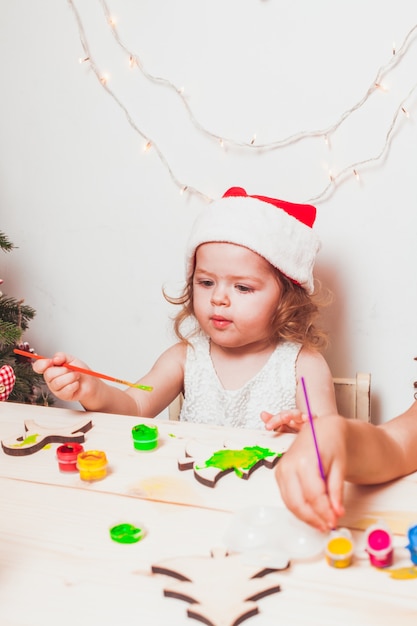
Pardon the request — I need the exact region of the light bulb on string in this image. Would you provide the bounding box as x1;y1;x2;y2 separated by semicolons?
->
68;0;417;205
375;82;389;92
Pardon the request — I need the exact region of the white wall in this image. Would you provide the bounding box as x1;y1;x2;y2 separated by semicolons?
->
1;0;416;422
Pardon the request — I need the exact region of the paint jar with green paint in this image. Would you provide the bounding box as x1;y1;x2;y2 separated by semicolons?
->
131;424;159;451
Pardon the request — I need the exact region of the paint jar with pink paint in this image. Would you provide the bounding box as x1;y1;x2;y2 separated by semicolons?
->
365;522;393;568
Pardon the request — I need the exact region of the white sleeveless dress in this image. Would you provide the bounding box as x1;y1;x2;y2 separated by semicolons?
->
179;333;301;429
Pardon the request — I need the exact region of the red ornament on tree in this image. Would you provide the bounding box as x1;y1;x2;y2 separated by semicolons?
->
0;364;16;401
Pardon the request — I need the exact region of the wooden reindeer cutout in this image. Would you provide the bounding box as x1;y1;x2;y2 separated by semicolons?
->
1;417;93;456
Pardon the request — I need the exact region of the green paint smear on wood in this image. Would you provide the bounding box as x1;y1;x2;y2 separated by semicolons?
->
12;433;50;450
196;446;281;478
13;433;40;447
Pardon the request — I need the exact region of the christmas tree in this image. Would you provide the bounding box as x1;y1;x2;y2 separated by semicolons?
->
0;230;54;405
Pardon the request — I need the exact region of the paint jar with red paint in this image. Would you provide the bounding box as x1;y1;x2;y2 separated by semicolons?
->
365;522;393;568
56;442;84;472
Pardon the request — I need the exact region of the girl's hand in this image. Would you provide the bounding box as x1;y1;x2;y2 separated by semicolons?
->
32;352;100;404
261;409;309;433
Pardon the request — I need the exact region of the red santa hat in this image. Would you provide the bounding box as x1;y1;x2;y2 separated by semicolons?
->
185;186;321;294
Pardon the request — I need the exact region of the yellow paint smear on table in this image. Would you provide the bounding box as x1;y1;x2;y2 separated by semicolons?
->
384;566;417;580
128;475;203;506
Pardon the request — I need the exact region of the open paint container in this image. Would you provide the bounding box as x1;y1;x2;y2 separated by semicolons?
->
56;442;84;472
325;528;354;568
365;522;393;568
77;449;108;481
131;423;159;451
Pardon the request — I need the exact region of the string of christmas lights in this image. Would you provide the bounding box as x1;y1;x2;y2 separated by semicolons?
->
308;81;416;202
100;0;417;152
69;0;211;203
67;0;417;203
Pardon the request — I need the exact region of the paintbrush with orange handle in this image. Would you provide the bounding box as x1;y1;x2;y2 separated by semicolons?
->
13;348;153;391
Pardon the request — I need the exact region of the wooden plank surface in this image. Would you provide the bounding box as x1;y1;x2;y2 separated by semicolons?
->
1;477;417;626
2;403;417;530
0;402;295;511
2;403;417;625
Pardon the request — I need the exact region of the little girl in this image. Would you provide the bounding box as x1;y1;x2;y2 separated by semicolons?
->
34;186;337;431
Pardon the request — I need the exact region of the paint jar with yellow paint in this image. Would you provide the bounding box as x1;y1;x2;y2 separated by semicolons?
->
325;528;354;568
77;450;108;481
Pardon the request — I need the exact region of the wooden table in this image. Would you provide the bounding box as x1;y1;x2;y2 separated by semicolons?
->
1;402;417;626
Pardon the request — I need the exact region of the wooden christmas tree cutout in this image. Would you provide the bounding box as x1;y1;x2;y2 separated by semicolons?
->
152;547;287;626
177;433;295;488
1;417;93;456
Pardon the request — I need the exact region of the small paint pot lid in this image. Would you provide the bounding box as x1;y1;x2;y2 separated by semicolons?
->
109;523;145;544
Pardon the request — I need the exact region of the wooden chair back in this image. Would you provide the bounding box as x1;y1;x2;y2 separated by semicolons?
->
333;372;371;422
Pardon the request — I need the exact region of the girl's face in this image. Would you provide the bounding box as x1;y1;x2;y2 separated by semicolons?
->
192;242;283;351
